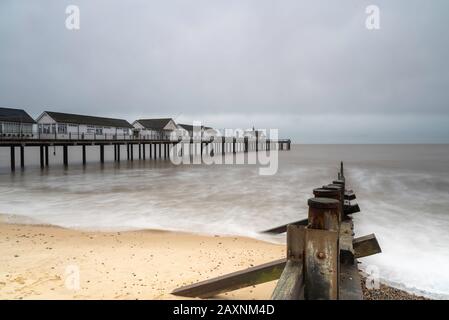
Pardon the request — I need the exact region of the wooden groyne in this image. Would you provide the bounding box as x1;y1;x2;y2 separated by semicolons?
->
172;162;381;300
0;135;291;171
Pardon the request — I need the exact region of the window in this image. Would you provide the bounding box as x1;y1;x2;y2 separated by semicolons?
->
4;122;20;134
95;127;103;135
40;124;51;134
87;125;96;134
58;123;67;134
22;124;32;134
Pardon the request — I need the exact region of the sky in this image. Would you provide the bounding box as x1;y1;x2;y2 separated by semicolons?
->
1;0;448;143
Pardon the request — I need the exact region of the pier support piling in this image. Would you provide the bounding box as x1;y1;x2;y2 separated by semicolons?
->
20;145;24;169
100;145;104;163
45;146;49;166
10;146;15;171
63;145;68;167
82;145;86;165
39;146;44;169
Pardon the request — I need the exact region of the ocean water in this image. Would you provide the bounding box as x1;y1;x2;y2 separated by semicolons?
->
0;144;448;299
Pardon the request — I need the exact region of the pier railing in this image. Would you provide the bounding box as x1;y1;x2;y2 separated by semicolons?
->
172;162;381;300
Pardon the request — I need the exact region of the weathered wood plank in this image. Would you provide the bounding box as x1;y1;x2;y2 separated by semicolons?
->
340;220;355;264
271;260;304;300
260;218;308;234
339;259;363;300
171;258;286;298
353;234;381;259
344;191;356;200
308;198;340;232
272;225;305;300
344;200;360;215
304;228;339;300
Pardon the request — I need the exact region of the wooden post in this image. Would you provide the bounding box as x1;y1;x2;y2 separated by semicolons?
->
114;144;117;161
138;143;141;159
82;145;86;165
323;184;344;220
340;161;344;177
39;145;44;169
130;144;134;161
255;131;259;152
304;198;339;300
143;143;146;160
63;145;68;166
117;144;120;162
232;138;236;154
45;145;49;166
313;188;343;222
244;137;248;153
222;137;225;156
10;146;15;171
100;145;104;163
307;198;340;232
272;225;305;300
159;143;162;159
127;144;130;160
149;143;152;159
20;145;24;169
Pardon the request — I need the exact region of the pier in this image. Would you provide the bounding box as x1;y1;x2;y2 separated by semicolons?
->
0;135;291;171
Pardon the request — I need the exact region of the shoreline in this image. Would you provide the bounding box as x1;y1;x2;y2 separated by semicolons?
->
0;221;429;300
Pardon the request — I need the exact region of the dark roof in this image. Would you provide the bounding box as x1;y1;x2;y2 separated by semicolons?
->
136;118;174;130
0;107;36;123
178;123;205;132
43;111;133;128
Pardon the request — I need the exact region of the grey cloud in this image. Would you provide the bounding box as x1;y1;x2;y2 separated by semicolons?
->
0;0;448;142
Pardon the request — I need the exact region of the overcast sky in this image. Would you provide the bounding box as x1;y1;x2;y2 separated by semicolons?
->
1;0;448;143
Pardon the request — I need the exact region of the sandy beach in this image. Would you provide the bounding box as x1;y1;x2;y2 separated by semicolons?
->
0;222;285;300
0;220;429;300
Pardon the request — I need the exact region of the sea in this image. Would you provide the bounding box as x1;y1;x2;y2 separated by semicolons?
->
0;144;448;299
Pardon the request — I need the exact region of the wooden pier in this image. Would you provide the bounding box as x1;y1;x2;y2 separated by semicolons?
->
0;135;291;171
172;162;381;300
